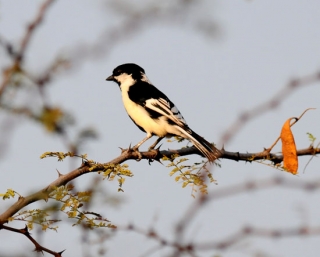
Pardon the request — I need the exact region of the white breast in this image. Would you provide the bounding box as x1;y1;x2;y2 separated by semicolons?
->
121;89;170;137
118;75;184;138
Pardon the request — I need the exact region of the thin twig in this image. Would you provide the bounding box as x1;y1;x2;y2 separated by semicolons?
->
0;224;64;257
0;0;56;97
219;72;320;146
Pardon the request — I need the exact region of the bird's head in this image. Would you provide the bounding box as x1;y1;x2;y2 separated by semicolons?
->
106;63;147;86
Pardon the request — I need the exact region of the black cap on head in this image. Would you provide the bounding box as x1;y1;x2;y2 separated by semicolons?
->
114;63;145;75
106;63;145;82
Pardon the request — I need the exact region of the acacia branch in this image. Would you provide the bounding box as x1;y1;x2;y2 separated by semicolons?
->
195;225;320;251
0;2;318;256
0;224;64;256
176;176;320;238
0;0;56;97
1;144;319;226
173;176;320;255
115;215;320;255
158;145;320;164
219;70;320;145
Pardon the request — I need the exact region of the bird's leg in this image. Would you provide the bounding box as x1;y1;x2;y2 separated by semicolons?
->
132;134;153;161
132;135;153;151
147;137;164;164
148;137;164;151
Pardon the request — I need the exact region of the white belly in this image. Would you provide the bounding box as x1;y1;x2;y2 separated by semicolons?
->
122;91;184;137
121;95;166;136
119;78;184;138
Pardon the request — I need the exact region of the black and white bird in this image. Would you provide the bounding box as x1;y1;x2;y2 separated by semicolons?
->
106;63;220;162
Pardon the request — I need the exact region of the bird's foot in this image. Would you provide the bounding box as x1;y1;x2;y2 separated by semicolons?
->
132;146;143;161
148;145;162;165
120;144;143;161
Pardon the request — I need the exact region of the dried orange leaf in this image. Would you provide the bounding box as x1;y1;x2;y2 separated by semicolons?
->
280;118;298;174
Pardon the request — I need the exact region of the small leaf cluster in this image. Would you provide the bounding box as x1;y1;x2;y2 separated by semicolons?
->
9;209;60;231
307;132;317;146
163;155;217;197
93;163;133;192
49;185;116;229
39;152;133;192
40;151;86;161
255;159;288;172
0;189;16;200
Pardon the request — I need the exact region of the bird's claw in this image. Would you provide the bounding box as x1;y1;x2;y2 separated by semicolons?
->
135;150;143;161
131;146;142;161
119;144;142;161
120;144;162;162
147;145;162;165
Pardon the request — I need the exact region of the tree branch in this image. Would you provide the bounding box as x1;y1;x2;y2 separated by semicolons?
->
0;0;56;97
0;224;64;257
219;70;320;145
158;145;320;164
1;144;319;225
195;225;320;251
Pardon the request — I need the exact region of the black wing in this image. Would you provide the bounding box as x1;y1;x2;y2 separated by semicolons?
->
128;81;187;127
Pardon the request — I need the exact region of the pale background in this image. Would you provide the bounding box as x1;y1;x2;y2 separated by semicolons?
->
0;0;320;256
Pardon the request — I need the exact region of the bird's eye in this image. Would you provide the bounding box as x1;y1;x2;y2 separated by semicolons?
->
114;69;121;76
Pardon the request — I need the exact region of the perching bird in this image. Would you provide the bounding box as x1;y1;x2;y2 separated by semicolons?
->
106;63;220;162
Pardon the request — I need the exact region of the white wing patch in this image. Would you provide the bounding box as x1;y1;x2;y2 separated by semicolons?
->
145;98;187;127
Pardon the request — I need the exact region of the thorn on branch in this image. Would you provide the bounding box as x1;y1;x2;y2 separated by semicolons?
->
57;249;66;256
33;246;43;254
56;169;63;177
22;225;30;236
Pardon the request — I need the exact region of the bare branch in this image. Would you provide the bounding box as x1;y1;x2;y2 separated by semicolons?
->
173;176;320;254
196;225;320;251
115;217;320;254
0;225;64;257
220;71;320;145
1;144;319;226
0;0;56;97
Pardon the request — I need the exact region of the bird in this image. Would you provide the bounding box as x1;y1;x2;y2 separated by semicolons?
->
106;63;220;162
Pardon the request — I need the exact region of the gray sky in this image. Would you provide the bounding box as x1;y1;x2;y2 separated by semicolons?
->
0;0;320;256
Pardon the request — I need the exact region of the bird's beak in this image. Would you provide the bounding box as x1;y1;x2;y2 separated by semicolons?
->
106;75;114;81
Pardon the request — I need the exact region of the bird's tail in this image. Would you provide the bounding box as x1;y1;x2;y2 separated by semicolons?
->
176;126;221;162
